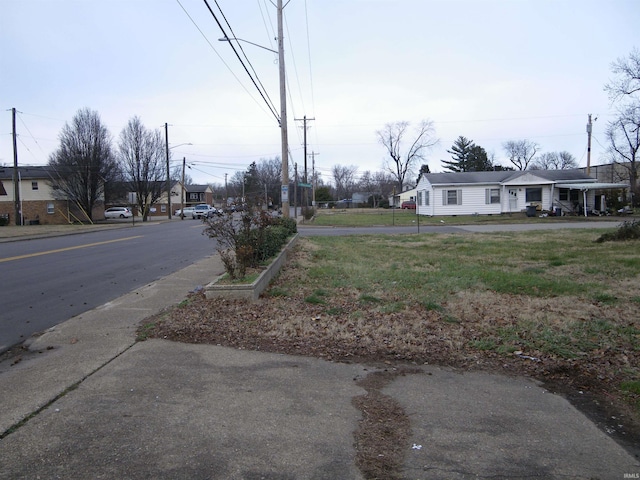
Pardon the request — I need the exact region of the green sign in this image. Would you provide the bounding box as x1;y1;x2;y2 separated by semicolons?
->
297;183;312;188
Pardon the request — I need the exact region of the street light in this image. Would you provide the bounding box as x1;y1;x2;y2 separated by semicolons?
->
218;0;289;218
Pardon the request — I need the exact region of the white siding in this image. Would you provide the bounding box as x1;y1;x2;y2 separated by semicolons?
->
434;185;503;216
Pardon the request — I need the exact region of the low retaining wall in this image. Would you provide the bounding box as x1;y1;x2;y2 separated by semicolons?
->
204;234;299;301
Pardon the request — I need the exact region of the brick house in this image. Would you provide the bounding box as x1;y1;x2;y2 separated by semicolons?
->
0;166;99;225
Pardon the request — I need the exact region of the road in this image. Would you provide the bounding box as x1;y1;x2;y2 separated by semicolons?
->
0;220;217;353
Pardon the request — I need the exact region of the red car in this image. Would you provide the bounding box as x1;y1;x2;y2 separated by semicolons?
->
401;201;416;209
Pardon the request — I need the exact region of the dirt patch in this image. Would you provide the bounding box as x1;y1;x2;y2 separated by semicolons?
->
352;368;419;479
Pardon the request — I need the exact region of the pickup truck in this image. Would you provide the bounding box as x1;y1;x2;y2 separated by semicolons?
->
192;204;219;219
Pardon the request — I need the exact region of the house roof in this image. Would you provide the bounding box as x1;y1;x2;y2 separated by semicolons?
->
555;182;629;190
184;184;211;193
423;169;596;186
0;166;57;180
425;171;515;185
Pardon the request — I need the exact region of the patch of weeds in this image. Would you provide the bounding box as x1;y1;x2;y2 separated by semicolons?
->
593;293;618;305
443;315;460;324
496;344;519;354
620;380;640;395
380;302;404;314
523;266;546;274
470;338;497;350
421;300;443;312
136;322;156;342
267;287;288;297
359;294;382;304
547;257;565;267
305;290;328;305
326;307;345;315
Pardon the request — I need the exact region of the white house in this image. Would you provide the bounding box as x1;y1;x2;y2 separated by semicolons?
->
415;169;628;217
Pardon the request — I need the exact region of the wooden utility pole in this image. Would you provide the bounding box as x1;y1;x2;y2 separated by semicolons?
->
586;114;593;176
310;151;319;205
295;115;315;210
180;157;186;220
165;123;172;219
12;108;21;226
277;0;289;218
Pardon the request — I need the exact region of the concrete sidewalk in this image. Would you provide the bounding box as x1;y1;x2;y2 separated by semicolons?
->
0;256;638;479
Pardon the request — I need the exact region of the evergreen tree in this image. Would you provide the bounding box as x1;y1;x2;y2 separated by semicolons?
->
442;136;474;172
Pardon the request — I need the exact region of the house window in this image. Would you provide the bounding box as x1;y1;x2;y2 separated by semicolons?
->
424;190;430;206
560;188;579;203
485;188;500;204
160;205;167;213
526;188;542;202
189;193;198;200
443;189;462;205
417;191;422;206
32;181;38;190
47;203;54;214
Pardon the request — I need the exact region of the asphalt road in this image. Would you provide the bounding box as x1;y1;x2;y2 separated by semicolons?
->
0;220;216;353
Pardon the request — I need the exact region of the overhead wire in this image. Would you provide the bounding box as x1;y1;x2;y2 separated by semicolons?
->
198;0;280;124
211;0;280;123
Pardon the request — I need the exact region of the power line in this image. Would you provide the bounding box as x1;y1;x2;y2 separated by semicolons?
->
202;0;280;124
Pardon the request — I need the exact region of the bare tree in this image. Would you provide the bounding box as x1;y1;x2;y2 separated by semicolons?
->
332;164;358;200
255;157;282;207
502;139;539;170
48;107;116;221
377;120;438;191
117;117;167;221
605;105;640;206
530;151;578;170
605;48;640;101
604;49;640;206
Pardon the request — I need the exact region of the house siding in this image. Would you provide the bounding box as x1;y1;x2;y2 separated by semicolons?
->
416;169;604;217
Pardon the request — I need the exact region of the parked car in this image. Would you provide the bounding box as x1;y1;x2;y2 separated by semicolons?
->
104;207;132;219
401;200;416;209
192;204;219;219
175;206;195;218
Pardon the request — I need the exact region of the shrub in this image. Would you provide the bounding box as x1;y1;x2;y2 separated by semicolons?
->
595;219;640;243
203;208;296;279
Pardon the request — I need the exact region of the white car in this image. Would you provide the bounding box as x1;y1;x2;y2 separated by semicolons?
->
104;207;132;219
175;206;195;218
192;204;218;219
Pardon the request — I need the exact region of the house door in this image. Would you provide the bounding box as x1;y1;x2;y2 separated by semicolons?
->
508;189;518;212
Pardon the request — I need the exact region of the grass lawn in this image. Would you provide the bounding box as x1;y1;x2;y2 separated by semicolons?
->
309;207;624;227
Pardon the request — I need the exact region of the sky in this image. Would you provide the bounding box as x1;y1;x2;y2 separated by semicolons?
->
2;0;639;187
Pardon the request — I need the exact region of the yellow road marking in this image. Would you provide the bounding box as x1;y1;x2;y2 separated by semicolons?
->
0;236;144;263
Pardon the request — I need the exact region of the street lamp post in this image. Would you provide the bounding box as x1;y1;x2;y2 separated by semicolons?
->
218;0;289;217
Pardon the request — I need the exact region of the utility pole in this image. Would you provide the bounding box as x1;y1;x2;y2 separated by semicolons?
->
586;114;593;176
165;123;172;219
277;0;289;218
225;173;228;207
295;115;315;211
310;151;319;206
12;108;21;226
294;163;298;218
180;157;186;220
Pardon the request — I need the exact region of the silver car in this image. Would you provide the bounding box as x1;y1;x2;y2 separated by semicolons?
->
104;207;132;219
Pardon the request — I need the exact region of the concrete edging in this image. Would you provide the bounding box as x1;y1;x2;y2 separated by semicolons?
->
204;233;299;301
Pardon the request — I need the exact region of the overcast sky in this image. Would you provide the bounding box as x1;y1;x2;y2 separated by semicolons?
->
2;0;639;186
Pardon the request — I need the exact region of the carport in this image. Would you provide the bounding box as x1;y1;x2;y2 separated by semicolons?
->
554;182;629;216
